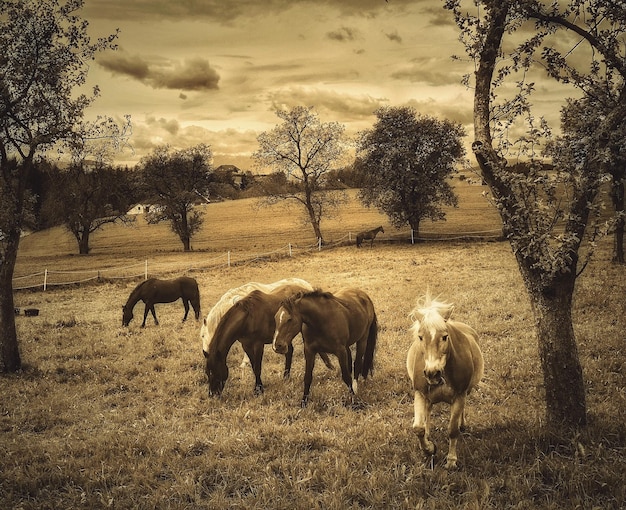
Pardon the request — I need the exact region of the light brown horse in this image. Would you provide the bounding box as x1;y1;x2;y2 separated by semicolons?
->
406;293;484;469
273;288;378;407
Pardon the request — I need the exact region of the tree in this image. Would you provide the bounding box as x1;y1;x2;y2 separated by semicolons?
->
42;163;136;254
139;144;214;252
0;0;118;372
445;0;626;427
252;106;348;243
356;106;466;236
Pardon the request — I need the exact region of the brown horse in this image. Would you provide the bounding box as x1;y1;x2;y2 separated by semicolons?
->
202;283;330;397
122;277;200;327
406;293;484;469
356;226;384;248
273;288;378;407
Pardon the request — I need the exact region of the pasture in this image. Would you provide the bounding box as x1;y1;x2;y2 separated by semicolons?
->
3;185;625;509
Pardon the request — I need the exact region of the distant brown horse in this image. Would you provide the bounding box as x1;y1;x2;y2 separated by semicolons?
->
356;226;384;248
122;277;200;327
406;293;484;469
273;288;378;407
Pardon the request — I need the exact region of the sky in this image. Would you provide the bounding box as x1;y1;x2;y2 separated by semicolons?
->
79;0;578;170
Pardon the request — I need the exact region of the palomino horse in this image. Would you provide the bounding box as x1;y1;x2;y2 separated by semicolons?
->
200;278;314;368
406;294;484;469
273;288;378;407
202;282;329;397
122;276;200;327
356;226;384;248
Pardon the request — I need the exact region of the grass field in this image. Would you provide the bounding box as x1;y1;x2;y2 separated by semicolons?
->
3;185;625;509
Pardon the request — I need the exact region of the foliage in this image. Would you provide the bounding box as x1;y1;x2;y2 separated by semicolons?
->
41;163;136;254
444;0;626;427
139;144;214;252
356;106;466;234
252;106;349;243
0;0;118;372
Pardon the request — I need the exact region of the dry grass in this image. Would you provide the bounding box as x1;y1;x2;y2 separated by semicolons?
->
3;185;625;509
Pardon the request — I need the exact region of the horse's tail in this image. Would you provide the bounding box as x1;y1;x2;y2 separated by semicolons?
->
361;312;378;378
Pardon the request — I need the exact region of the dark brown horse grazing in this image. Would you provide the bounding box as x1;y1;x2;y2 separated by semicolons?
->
406;293;484;469
122;277;201;327
356;226;384;248
202;283;332;397
273;288;378;407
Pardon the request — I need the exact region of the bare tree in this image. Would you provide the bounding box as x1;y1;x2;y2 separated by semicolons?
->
253;106;348;244
0;0;118;372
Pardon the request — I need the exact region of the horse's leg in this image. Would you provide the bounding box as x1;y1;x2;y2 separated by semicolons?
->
150;305;159;325
412;391;436;458
319;352;334;370
283;343;294;379
141;303;150;327
445;395;466;470
182;299;190;322
243;343;264;395
335;346;355;394
353;339;366;382
301;346;317;407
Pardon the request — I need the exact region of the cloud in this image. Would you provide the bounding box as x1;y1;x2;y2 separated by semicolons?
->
385;30;402;43
98;53;220;91
327;27;359;42
266;87;387;120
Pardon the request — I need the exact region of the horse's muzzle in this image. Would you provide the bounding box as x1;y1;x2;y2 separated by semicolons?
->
273;343;288;355
424;369;444;386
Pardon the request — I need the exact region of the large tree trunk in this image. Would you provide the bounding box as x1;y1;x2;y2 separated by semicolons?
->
471;3;587;429
526;273;587;427
0;230;21;372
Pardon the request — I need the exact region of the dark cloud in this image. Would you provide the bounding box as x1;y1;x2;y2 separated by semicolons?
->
385;30;403;43
327;27;359;42
98;54;220;91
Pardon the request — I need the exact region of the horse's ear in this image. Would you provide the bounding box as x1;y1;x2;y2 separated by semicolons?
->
443;305;454;321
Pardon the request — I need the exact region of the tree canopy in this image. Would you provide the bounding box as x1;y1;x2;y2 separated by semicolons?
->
356;106;466;236
139;144;214;252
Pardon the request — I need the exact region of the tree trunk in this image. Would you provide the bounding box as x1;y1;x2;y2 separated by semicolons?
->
0;231;21;372
525;272;587;427
410;220;420;240
79;230;91;255
611;176;624;264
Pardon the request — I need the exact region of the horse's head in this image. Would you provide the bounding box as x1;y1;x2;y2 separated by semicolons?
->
410;296;454;386
203;348;228;397
122;305;133;327
272;303;301;355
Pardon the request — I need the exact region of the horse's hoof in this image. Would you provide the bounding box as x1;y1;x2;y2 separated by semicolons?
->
300;398;309;408
444;459;461;470
254;385;264;396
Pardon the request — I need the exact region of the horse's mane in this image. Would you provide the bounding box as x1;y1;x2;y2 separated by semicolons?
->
280;288;333;311
201;279;312;351
125;279;150;308
409;293;454;330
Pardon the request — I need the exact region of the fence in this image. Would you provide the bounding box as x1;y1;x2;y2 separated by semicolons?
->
13;228;502;291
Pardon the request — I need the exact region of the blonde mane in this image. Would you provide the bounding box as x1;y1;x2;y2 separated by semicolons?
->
200;278;313;352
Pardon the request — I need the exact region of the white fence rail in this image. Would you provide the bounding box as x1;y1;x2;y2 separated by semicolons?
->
13;229;501;291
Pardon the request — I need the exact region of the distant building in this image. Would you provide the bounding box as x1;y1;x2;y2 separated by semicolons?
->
127;204;150;215
215;164;245;189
